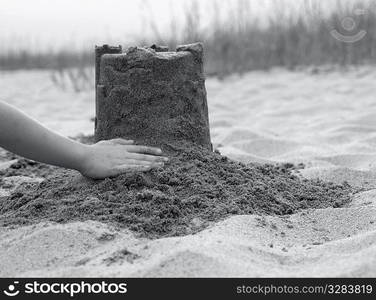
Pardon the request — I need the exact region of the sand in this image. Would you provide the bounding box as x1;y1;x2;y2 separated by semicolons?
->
1;66;376;277
0;146;352;238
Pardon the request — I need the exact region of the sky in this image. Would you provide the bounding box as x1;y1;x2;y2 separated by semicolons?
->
0;0;356;53
0;0;155;51
0;0;286;51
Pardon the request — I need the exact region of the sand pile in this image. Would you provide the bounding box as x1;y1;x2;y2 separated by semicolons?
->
0;144;353;238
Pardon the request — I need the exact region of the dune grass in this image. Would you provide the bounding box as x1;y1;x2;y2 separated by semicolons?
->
1;0;376;80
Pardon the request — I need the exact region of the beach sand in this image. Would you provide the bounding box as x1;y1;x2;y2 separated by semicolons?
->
1;67;376;277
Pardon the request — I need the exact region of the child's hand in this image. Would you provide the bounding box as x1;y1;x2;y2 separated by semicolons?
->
0;101;168;179
79;138;168;179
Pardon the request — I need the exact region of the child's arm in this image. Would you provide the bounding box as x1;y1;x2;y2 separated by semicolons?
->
0;101;168;179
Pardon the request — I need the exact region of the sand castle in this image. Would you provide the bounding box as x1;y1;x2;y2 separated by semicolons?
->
1;49;375;277
0;44;353;238
94;43;212;152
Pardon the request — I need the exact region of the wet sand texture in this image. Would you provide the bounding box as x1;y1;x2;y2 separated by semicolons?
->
0;145;353;238
94;44;122;132
95;43;212;151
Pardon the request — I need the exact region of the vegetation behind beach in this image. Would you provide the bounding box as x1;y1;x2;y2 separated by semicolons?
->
1;0;375;78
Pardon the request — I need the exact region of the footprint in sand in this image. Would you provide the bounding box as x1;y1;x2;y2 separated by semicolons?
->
218;128;261;145
300;166;376;189
232;138;299;159
317;154;376;171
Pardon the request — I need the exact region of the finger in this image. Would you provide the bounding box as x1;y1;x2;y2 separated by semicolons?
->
127;162;164;169
122;159;165;166
110;138;134;145
108;162;164;177
128;153;169;162
96;140;109;146
115;164;153;173
125;145;163;155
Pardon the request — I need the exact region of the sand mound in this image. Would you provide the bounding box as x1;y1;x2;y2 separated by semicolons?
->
0;145;352;238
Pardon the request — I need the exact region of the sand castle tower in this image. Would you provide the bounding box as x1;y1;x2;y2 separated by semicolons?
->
94;43;212;152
